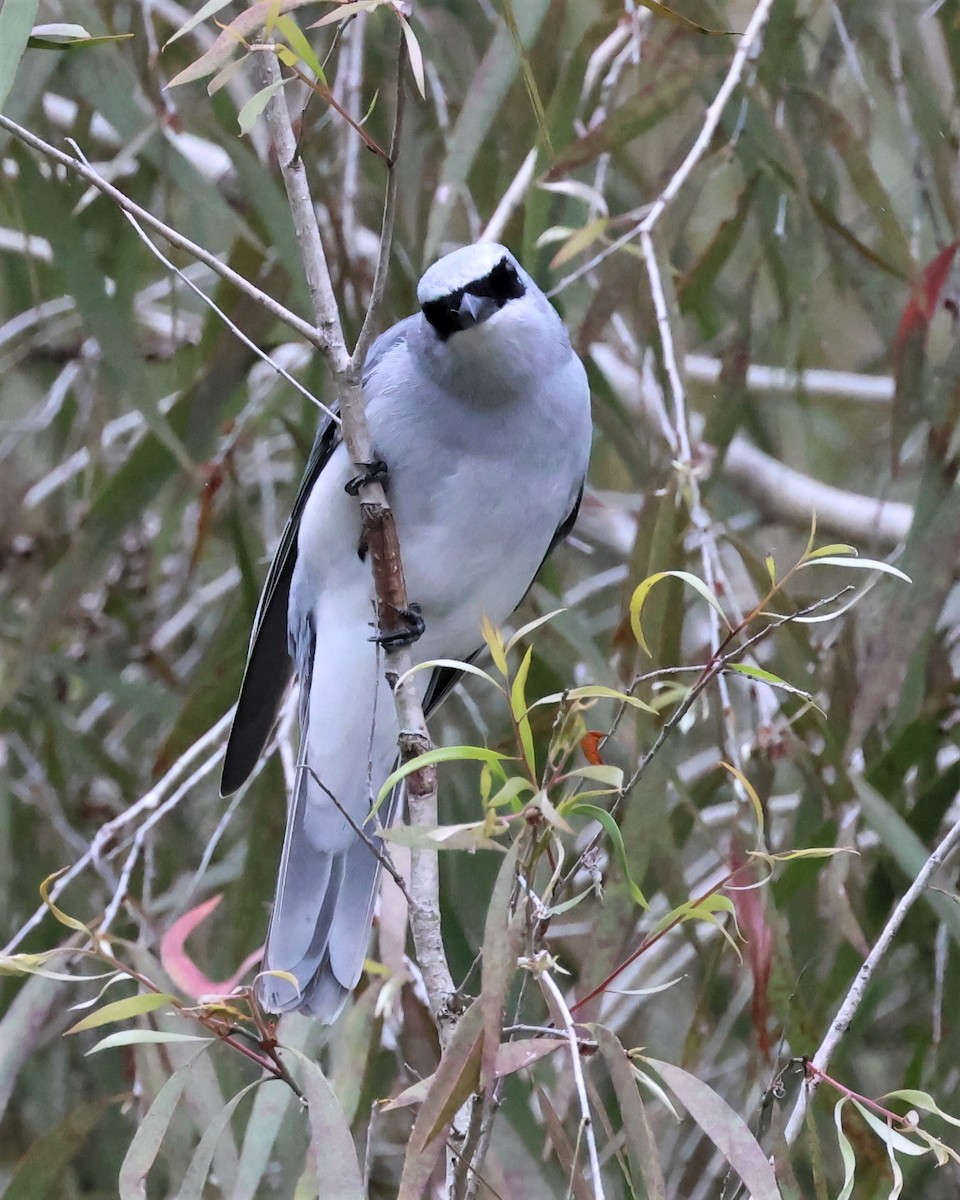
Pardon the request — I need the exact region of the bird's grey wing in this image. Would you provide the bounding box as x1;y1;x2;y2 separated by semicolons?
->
221;414;341;795
361;314;419;388
420;482;585;715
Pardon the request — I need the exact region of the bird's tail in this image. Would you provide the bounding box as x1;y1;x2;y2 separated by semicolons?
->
257;766;393;1022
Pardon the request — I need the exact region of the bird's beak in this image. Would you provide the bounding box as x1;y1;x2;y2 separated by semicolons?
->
456;292;499;330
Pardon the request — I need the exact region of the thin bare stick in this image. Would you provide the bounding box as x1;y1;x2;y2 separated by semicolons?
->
539;962;606;1200
0;115;319;347
301;766;413;905
64;137;340;425
3;709;234;956
550;0;776;296
783;813;960;1144
351;32;407;369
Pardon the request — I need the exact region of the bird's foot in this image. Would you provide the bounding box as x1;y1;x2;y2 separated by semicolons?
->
345;457;389;496
370;602;425;648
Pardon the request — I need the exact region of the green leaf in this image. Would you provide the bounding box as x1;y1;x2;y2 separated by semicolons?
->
834;1098;857;1200
65;992;177;1035
798;555;911;583
630;570;730;656
284;1049;365;1200
850;1100;929;1157
273;14;326;83
178;1081;266;1200
596;1028;667;1200
377;746;512;805
511;646;537;774
882;1090;960;1129
505;607;566;653
724;663;814;703
718;761;765;837
529;684;657;715
237;78;290;136
567;803;647;908
119;1047;214;1199
0;0;41;113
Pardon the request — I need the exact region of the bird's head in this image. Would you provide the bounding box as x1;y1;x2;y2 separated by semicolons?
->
417;243;532;342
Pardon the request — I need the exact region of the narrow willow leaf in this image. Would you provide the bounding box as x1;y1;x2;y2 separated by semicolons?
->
163;0;233;48
643;1057;780;1199
724;663;814;702
798;555;911;583
481;614;509;676
119;1047;213;1199
0;0;41;112
834;1098;857;1200
395;658;502;692
377;746;512;804
380;820;506;852
481;837;523;1088
284;1049;365;1200
568;803;646;907
66;992;177;1035
851;1100;929;1156
237;78;290;136
178;1081;265;1200
718;760;765;837
510;646;536;774
398;14;426;98
803;543;857;560
630;570;730;656
530;684;656;714
86;1031;212;1055
596;1028;668;1200
505;607;566;653
494;1037;566;1077
274;13;326;82
565;763;625;788
39;870;89;934
882;1089;960;1129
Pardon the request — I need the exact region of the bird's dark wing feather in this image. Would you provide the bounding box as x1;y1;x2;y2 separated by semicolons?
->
421;481;585;716
221;415;341;795
221;317;419;796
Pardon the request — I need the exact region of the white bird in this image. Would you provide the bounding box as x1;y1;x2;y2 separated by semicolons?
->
222;243;592;1020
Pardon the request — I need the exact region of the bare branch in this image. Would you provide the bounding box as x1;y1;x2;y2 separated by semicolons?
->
539;962;606;1200
0;115;320;347
783;811;960;1144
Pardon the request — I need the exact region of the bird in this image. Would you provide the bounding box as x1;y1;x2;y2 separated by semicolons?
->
221;242;592;1021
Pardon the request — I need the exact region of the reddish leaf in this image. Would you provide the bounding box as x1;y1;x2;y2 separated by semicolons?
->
160;895;262;1000
580;730;606;766
894;241;959;360
728;843;773;1062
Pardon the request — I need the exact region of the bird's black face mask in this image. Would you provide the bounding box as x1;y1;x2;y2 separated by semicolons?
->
422;256;526;340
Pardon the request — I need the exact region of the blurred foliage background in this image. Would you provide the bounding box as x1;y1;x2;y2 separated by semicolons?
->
1;0;960;1196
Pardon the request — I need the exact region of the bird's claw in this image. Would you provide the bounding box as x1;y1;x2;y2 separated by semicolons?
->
370;602;425;648
345;457;389;496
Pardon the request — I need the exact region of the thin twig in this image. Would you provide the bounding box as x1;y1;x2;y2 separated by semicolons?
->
301;765;413;905
3;709;234;955
0;116;320;347
783;812;960;1143
539;963;606;1200
63;137;339;425
351;31;408;369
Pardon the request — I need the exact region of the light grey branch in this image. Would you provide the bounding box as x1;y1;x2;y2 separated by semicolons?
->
0;115;320;347
591;345;913;548
783;811;960;1143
